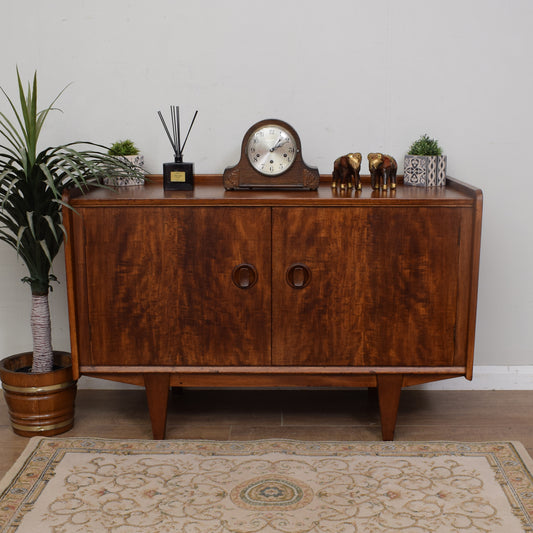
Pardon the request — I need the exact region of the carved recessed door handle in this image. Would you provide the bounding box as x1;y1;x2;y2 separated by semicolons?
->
232;264;258;289
286;263;311;289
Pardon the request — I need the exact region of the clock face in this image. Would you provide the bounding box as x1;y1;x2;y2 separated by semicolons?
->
246;125;298;176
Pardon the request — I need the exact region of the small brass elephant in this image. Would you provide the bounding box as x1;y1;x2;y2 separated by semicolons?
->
368;153;397;190
332;152;362;190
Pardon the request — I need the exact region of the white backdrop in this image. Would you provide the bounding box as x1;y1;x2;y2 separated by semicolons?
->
1;0;532;383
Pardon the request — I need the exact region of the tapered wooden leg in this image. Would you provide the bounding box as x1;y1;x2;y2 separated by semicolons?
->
144;373;170;439
376;374;403;441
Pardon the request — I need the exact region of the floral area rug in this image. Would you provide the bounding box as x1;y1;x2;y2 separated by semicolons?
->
0;438;532;532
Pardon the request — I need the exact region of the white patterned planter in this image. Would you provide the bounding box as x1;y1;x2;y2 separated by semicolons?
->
104;155;145;186
404;155;447;187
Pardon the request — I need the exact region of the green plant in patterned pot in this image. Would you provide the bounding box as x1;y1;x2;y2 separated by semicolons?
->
404;134;447;187
106;139;145;186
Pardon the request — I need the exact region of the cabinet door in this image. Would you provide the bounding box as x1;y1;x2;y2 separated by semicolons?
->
272;207;471;367
79;207;271;366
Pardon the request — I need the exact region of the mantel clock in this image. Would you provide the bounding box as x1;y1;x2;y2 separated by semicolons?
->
223;119;320;190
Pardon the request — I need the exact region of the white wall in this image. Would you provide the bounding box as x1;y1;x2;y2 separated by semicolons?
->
1;1;532;384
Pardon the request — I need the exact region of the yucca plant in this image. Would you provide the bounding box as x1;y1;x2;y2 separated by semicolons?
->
0;70;144;373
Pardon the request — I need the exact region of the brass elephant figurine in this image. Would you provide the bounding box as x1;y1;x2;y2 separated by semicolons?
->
368;153;397;190
332;152;362;190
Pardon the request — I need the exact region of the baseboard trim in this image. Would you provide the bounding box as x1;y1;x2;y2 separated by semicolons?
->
411;365;533;390
76;366;533;391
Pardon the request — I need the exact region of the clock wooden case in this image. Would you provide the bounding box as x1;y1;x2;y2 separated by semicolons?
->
223;119;320;190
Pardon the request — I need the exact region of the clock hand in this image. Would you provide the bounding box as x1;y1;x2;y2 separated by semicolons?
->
269;137;282;152
270;137;289;152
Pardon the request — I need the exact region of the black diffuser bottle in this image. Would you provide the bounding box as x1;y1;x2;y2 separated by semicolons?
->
159;106;198;191
163;156;194;191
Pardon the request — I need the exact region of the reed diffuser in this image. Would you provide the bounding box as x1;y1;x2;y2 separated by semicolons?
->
158;106;198;190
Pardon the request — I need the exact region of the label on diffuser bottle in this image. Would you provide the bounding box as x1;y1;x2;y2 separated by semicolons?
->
170;171;186;182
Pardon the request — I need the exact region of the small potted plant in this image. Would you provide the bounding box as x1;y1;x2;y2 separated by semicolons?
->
105;139;145;186
0;70;144;436
404;134;447;187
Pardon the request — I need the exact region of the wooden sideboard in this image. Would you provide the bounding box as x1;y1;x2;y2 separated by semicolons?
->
63;175;482;440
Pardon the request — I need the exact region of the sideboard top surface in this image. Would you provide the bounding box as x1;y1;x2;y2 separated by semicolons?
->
65;175;481;208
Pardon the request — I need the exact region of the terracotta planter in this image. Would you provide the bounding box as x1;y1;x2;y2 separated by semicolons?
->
0;351;77;437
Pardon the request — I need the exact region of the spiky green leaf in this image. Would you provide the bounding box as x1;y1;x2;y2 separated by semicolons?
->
43;215;59;243
39;239;52;264
26;211;35;237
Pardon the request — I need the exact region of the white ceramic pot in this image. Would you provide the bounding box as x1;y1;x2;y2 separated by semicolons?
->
104;155;145;186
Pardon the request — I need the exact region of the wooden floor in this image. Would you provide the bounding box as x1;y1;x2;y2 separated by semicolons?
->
1;389;532;477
